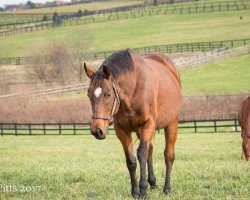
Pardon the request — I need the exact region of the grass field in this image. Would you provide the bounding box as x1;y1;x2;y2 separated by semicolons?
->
180;53;250;95
0;132;249;200
0;10;250;57
1;52;248;96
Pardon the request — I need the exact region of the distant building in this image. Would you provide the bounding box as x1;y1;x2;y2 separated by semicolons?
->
5;4;27;11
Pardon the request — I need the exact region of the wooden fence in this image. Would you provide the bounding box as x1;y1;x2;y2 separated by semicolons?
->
0;38;249;66
63;0;250;25
0;1;249;37
0;0;197;18
0;21;57;37
0;19;51;30
0;119;241;136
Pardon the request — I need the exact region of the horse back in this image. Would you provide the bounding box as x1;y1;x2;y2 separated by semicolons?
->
144;53;181;87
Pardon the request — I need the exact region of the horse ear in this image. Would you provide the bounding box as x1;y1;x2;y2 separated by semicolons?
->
102;65;110;79
84;63;94;79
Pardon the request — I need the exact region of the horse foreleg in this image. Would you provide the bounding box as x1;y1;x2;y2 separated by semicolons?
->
147;143;156;188
163;118;178;194
115;125;139;198
137;119;155;198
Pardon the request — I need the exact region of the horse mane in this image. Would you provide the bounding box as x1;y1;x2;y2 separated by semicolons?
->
90;50;134;87
101;49;134;78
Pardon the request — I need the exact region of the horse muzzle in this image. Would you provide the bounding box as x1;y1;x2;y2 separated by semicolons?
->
91;128;106;140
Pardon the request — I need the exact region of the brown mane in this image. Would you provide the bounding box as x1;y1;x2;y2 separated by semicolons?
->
90;50;134;88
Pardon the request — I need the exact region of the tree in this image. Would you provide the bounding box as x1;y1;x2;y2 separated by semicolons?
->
42;14;49;21
69;27;92;82
27;41;72;85
52;11;58;22
26;1;36;9
0;7;4;12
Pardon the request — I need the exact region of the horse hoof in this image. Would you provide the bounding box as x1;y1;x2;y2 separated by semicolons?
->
139;191;147;199
132;188;140;199
150;184;157;189
163;188;171;194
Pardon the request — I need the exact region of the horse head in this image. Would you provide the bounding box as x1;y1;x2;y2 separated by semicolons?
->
84;63;120;140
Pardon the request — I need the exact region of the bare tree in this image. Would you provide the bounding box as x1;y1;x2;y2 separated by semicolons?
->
27;46;50;85
49;41;72;83
69;27;92;82
27;41;72;85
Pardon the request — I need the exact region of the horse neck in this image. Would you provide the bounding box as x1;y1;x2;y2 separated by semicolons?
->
116;71;138;110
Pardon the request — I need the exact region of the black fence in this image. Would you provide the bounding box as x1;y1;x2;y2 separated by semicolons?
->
64;0;250;25
0;21;60;37
0;38;249;66
0;19;52;30
0;0;196;18
0;1;249;37
0;119;241;136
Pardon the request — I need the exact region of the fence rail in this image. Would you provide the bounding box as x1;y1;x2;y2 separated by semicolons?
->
73;0;250;25
0;1;249;37
1;38;249;66
0;119;241;136
0;0;205;18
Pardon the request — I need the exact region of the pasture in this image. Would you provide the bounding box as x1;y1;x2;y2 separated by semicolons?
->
0;1;249;199
180;53;250;95
2;1;142;14
0;10;250;57
0;132;249;200
1;53;249;96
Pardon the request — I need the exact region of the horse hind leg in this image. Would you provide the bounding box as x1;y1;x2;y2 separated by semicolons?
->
163;117;178;194
147;142;157;188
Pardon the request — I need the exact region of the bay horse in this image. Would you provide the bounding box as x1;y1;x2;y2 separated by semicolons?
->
238;96;250;161
84;49;182;198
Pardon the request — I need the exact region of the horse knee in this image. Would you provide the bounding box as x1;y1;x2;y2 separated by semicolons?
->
164;148;175;162
126;156;137;171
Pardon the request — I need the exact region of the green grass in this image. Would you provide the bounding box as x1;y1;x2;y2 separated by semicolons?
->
0;132;249;200
0;10;250;57
180;53;250;95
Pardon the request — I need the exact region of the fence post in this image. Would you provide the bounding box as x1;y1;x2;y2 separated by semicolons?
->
234;119;238;132
15;124;17;136
194;120;197;133
43;123;46;135
214;119;217;132
73;124;76;135
59;123;61;135
29;123;31;135
1;123;3;136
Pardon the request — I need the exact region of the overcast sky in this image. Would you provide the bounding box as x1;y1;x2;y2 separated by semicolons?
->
0;0;70;7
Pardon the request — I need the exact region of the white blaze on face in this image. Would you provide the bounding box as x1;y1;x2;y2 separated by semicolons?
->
94;87;102;98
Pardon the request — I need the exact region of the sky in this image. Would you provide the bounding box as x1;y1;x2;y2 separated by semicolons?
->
0;0;70;7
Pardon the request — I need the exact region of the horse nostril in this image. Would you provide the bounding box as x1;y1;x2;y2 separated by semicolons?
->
97;128;103;137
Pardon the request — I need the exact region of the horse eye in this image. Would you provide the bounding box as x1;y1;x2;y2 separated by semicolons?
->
107;93;111;97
